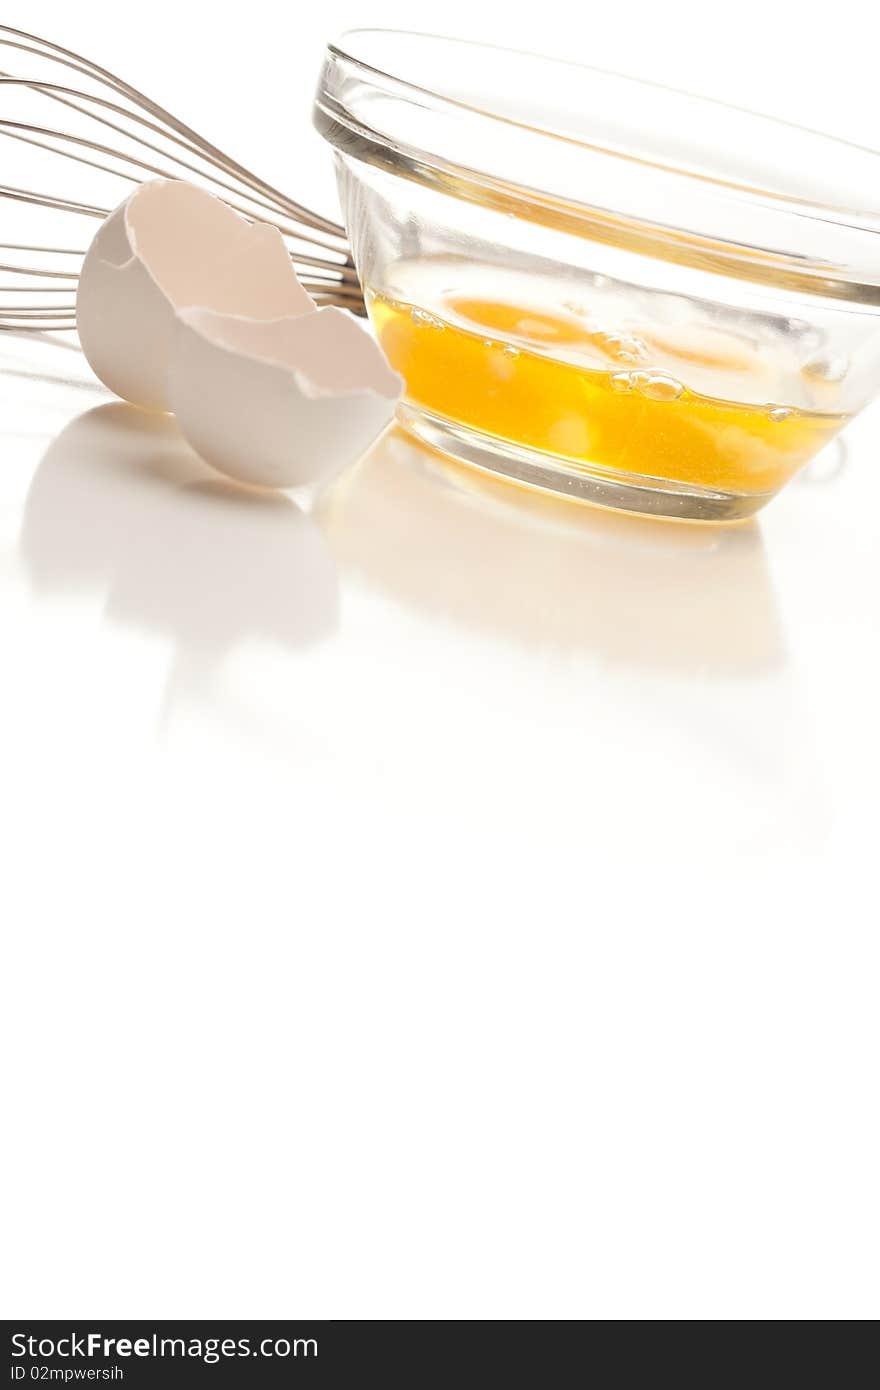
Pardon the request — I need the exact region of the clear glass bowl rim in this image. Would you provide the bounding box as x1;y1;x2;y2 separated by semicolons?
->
324;27;880;232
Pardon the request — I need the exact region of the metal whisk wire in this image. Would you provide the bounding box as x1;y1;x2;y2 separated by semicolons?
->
0;23;363;334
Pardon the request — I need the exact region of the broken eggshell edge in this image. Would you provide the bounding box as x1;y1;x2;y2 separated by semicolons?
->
76;179;316;412
168;306;404;489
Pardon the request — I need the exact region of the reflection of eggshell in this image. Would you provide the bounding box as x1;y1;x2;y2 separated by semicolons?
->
168;306;403;489
76;179;315;411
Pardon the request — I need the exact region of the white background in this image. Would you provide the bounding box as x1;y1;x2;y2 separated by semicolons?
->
2;0;879;1320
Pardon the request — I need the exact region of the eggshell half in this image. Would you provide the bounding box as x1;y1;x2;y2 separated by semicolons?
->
76;179;316;411
168;306;404;489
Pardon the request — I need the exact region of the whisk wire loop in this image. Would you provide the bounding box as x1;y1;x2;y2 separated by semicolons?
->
0;24;362;334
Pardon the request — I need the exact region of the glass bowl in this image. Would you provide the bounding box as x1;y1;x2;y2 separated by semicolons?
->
314;30;880;520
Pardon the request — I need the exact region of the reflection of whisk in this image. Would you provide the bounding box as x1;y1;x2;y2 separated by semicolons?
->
0;22;362;335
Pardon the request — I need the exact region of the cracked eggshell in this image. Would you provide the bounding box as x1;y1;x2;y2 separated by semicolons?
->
168;306;404;489
76;179;315;411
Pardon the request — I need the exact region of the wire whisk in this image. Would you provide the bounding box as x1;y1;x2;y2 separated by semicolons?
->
0;22;363;335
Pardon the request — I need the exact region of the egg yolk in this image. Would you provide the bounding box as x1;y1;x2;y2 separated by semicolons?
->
368;292;845;497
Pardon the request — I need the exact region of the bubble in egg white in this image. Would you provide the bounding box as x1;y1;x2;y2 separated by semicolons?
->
633;371;684;402
601;333;649;365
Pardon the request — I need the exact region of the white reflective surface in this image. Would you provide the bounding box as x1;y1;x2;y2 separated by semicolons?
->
3;0;880;1322
3;327;878;1320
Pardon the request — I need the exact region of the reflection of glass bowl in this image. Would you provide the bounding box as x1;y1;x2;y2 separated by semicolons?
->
323;426;784;675
315;31;880;520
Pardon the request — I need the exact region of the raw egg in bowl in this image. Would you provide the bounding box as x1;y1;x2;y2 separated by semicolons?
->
315;30;880;519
